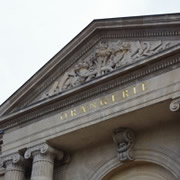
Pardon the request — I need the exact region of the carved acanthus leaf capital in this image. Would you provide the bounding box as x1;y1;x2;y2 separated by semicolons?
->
170;98;180;112
24;143;64;160
113;128;135;162
0;152;25;168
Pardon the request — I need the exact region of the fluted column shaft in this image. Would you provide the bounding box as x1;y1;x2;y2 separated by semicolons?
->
0;153;25;180
4;162;24;180
31;152;54;180
25;143;64;180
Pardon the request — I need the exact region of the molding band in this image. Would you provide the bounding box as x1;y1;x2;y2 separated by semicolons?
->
88;147;180;180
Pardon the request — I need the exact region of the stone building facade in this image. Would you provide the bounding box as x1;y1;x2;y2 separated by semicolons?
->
0;13;180;180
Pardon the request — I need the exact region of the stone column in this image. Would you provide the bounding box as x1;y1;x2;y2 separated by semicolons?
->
0;153;25;180
24;143;64;180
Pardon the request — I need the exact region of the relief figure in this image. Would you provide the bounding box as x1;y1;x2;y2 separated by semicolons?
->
42;39;173;98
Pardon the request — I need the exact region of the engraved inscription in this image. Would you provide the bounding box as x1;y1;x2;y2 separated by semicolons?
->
59;82;147;121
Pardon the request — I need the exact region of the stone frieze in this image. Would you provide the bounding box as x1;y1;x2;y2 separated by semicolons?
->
42;40;175;99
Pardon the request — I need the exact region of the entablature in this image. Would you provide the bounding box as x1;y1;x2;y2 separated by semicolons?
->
1;13;180;132
0;46;180;130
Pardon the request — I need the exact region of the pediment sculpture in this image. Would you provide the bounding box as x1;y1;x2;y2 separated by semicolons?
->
41;40;177;99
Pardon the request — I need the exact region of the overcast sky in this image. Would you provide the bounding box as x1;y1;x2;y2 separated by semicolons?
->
0;0;180;105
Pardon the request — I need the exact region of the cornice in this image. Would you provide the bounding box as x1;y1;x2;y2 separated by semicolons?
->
8;29;180;112
0;48;180;130
1;13;180;116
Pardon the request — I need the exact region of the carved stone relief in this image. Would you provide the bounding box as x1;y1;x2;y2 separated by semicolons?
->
169;98;180;112
39;40;177;99
113;128;135;162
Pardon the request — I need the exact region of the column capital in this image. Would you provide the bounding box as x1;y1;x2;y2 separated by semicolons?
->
0;152;25;168
24;143;64;161
25;143;64;180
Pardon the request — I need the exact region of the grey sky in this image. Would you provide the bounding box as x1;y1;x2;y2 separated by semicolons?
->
0;0;180;105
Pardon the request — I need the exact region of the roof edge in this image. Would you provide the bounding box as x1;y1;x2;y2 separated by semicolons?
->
1;12;180;115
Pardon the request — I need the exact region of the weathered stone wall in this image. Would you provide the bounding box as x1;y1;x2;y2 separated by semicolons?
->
2;67;180;156
1;13;180;180
54;119;180;180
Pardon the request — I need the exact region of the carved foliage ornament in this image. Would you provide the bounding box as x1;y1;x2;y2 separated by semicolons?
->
42;40;174;99
113;128;135;162
169;98;180;112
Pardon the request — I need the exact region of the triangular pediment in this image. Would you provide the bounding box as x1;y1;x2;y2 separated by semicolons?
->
36;39;179;101
1;13;180;117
